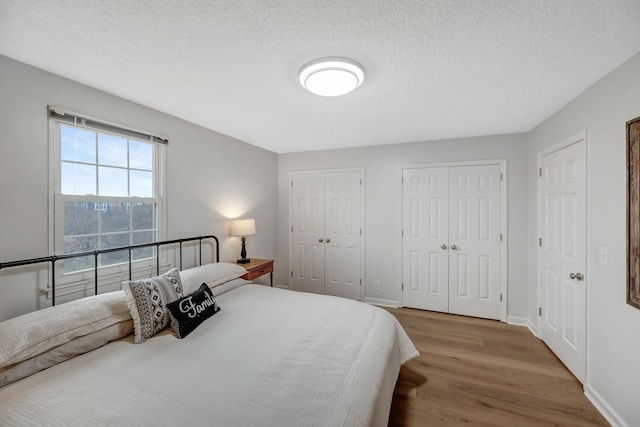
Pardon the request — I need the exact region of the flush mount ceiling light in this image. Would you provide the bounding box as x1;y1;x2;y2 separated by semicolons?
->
299;57;365;97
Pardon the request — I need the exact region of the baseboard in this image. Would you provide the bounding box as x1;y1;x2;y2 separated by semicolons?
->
365;297;399;308
584;384;628;427
506;315;529;327
524;319;540;338
506;315;539;337
527;319;539;338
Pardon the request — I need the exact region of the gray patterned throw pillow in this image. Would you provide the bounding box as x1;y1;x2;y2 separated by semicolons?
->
122;268;183;344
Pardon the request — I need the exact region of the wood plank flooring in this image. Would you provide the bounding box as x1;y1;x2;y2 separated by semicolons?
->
385;308;609;427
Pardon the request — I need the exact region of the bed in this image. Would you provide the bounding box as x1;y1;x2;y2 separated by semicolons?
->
0;236;418;426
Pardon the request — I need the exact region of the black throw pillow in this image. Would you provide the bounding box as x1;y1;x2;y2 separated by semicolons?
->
167;283;221;338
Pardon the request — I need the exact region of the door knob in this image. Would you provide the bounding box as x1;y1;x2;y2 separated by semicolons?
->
441;244;447;250
450;244;458;250
569;272;584;281
325;238;331;243
318;238;324;243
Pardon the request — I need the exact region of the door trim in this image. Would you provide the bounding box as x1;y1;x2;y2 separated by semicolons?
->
288;168;365;300
398;159;508;322
536;130;588;380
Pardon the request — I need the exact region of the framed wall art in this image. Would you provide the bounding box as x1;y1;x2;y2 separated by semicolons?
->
627;116;640;309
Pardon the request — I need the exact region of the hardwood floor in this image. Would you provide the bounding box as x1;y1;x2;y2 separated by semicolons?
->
386;308;609;427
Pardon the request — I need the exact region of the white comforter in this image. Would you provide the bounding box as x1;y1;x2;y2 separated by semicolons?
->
0;285;418;426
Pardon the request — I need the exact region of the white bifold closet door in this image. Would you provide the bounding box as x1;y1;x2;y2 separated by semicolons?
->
290;170;363;301
402;164;502;320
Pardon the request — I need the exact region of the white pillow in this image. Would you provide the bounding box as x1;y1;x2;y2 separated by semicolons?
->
0;320;133;387
208;278;250;297
179;262;247;294
0;291;131;369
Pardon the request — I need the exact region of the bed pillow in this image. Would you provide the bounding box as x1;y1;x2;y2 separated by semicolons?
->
208;277;250;297
179;262;247;294
167;283;220;339
122;268;183;344
0;290;131;369
0;319;133;388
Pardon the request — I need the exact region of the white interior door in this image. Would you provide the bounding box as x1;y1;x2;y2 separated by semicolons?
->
290;170;363;300
402;167;450;311
539;138;586;383
402;163;503;321
324;171;362;300
448;165;502;320
290;173;325;294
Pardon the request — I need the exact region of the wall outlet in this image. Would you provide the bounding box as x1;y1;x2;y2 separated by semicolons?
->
374;281;381;290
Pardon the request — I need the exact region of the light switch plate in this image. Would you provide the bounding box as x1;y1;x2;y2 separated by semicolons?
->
599;247;608;265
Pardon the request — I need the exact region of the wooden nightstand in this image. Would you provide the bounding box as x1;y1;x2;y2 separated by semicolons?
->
238;259;274;286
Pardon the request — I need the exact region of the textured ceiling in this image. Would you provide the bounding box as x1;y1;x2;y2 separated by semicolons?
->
1;1;639;153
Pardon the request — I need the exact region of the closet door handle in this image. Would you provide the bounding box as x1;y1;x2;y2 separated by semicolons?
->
450;244;458;250
325;238;331;243
440;244;447;250
570;272;584;281
318;238;324;243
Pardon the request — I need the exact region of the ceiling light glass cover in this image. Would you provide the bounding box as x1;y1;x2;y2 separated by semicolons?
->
299;57;365;97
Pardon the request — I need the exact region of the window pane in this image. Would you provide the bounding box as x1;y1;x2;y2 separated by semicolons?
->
64;235;98;273
100;203;130;233
130;140;153;170
101;232;130;249
98;134;127;167
64;234;98;253
61;126;96;164
133;230;156;260
132;203;156;231
100;232;129;266
133;230;155;245
61;162;96;195
98;166;128;196
130;170;153;197
64;201;99;236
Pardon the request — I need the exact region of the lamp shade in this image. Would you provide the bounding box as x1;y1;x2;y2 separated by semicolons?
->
230;218;256;236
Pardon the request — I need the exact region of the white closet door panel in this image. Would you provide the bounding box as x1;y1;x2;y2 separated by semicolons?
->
448;165;501;320
290;173;325;294
324;171;362;301
402;167;449;312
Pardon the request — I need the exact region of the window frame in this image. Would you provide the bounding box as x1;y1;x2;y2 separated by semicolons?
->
48;108;167;284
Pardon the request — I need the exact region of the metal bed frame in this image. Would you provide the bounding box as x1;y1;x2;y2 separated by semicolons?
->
0;235;219;306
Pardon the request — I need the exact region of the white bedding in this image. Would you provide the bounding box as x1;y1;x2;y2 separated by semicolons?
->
0;284;418;427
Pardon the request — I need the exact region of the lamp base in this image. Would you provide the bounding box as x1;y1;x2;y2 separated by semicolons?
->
237;236;250;264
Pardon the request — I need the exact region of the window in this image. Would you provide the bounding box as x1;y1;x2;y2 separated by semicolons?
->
49;107;167;273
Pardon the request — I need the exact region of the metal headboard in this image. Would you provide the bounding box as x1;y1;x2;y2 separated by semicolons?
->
0;235;219;305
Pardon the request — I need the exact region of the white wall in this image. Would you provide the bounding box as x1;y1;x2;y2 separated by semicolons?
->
527;51;640;426
277;134;529;320
0;55;277;321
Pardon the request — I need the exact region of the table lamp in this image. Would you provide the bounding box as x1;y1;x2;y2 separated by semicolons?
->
230;218;256;264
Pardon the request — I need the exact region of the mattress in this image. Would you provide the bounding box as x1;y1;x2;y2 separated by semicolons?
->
0;284;418;426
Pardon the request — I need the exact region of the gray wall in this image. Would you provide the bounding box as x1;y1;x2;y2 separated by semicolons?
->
0;55;277;320
277;134;529;321
3;46;639;425
527;51;640;426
